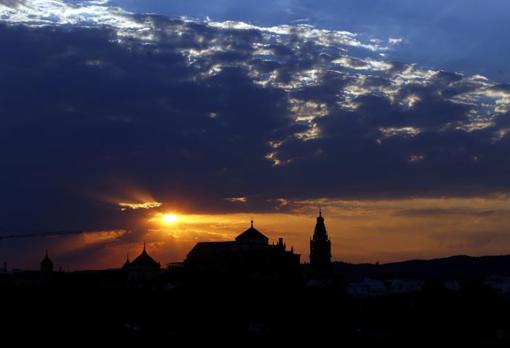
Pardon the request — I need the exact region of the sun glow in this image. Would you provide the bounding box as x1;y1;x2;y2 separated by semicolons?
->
162;213;178;224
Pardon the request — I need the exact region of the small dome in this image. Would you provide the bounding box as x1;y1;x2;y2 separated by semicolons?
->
129;244;160;270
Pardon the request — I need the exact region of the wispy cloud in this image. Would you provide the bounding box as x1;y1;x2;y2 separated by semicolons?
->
118;201;162;211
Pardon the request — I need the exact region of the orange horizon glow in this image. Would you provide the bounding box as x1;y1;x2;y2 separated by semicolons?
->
6;196;510;271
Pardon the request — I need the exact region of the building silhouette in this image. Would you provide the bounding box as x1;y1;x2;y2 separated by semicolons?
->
122;243;161;283
40;250;53;273
122;254;131;270
40;250;53;286
185;221;301;285
309;209;332;277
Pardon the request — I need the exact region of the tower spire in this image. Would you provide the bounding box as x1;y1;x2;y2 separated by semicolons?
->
251;219;253;228
309;210;332;277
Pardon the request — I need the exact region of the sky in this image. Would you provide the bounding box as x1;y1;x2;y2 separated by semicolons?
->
2;0;510;270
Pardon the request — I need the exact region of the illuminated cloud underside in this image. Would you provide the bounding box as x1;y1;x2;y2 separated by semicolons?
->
225;197;248;203
118;201;162;211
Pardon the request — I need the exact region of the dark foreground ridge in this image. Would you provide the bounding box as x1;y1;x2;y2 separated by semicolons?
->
335;254;510;282
3;255;510;346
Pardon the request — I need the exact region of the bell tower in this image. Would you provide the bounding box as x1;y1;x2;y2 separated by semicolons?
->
309;209;332;277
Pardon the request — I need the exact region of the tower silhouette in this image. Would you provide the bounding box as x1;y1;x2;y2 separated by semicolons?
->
40;250;54;286
309;209;332;277
40;250;53;273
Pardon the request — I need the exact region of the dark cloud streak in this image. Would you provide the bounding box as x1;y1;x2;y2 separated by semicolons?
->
0;230;84;240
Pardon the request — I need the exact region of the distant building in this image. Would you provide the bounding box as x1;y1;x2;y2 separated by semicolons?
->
347;278;424;297
40;250;53;286
484;275;510;296
347;278;387;297
122;243;161;283
40;250;53;273
309;209;332;277
387;279;424;294
185;221;301;285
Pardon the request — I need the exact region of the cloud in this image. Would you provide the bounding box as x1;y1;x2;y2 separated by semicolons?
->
118;201;162;211
0;0;25;7
225;197;248;204
0;0;146;37
2;4;510;237
395;208;510;218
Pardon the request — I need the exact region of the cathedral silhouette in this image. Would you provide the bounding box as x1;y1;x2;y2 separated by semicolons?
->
184;219;302;284
36;211;333;288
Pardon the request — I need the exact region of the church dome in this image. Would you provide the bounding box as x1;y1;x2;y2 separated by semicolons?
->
129;244;160;270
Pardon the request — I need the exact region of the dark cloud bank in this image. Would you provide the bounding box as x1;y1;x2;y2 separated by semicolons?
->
1;13;510;233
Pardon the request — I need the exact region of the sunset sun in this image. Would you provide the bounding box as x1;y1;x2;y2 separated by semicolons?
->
162;213;178;224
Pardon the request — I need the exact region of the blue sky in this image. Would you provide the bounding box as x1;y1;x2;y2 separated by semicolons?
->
110;0;510;81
